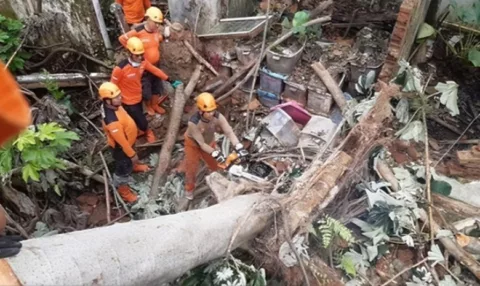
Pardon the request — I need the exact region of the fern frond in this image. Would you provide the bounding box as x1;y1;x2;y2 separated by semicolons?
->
317;216;355;248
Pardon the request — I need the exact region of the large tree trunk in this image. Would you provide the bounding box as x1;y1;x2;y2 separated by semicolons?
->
5;194;273;286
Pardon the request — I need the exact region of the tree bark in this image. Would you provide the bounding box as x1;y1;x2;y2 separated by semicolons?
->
5;194;274;286
150;65;202;198
311;62;347;111
17;73;110;89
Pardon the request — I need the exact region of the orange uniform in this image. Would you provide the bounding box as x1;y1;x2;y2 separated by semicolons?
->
119;24;163;65
110;59;169;105
115;0;151;25
102;105;138;158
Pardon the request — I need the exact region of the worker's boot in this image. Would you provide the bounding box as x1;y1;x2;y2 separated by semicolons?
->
117;185;138;203
151;95;166;115
145;129;157;143
145;99;155;116
133;163;150;173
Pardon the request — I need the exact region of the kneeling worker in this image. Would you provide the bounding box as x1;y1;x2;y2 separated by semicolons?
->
111;36;172;143
183;92;249;200
99;82;150;203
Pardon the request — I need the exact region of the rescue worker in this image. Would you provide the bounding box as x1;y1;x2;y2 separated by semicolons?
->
111;36;171;143
119;6;168;116
0;61;31;258
183;93;249;200
115;0;151;27
99;82;151;203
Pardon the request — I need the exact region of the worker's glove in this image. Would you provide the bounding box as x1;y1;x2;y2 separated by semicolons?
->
211;150;226;163
235;143;249;158
167;78;182;89
0;235;22;259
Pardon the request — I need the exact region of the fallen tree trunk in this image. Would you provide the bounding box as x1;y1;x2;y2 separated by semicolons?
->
4;194;274;285
16;73;110;89
150;65;202;199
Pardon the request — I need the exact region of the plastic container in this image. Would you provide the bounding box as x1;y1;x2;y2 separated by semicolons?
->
259;68;287;96
257;89;280;108
282;80;307;107
307;87;332;116
266;40;306;75
271;101;311;126
262;109;300;147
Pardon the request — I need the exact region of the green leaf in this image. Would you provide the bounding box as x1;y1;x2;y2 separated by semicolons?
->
430;178;452;196
37;123;65;141
435;81;459;116
468;48;480;67
416;23;436;40
292;11;310;28
50;130;80;150
53;184;62;196
22;163;40;182
0;147;13;174
21;147;57;169
341;255;356;277
14;129;36;151
281;17;292;29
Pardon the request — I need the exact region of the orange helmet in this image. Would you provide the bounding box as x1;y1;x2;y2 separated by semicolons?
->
126;37;145;55
99;82;121;100
196;92;217;112
0;61;31;145
145;7;164;23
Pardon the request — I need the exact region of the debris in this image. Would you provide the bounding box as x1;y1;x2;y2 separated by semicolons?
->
183;40;219;76
213;60;256;96
272;101;311;126
298;115;337;150
266;40;306;75
262;109;301;147
311;62;347;111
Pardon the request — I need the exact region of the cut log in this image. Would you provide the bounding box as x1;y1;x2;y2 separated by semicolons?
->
311;62;347;111
5;194;274;285
150;65;202;198
17;73;110;89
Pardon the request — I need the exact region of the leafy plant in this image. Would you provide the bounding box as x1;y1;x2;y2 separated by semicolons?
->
0;15;30;72
355;70;376;97
281;11;321;40
181;256;266;286
316;216;355;248
0;123;79;184
42;70;76;115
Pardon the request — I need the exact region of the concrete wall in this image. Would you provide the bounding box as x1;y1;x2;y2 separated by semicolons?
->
168;0;255;34
0;0;106;57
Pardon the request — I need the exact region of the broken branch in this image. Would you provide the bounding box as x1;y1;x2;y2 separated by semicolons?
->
311;62;347;110
183;41;219;77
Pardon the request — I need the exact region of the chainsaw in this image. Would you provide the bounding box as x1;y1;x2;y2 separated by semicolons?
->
217;152;266;183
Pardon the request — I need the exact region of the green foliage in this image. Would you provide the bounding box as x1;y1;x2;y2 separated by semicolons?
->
42;70;76;115
0;123;79;184
180;256;266;286
450;0;480;26
0;15;30;72
316;216;354;248
281;11;321;41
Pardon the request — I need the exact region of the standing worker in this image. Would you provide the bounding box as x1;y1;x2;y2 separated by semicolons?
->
115;0;151;27
111;36;172;143
0;61;33;258
119;7;169;115
99;82;151;203
183;93;249;200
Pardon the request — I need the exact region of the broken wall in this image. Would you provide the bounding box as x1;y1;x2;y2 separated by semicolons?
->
168;0;256;34
0;0;107;57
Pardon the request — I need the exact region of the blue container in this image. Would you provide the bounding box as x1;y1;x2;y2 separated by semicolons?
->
259;67;287;96
257;89;280;108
